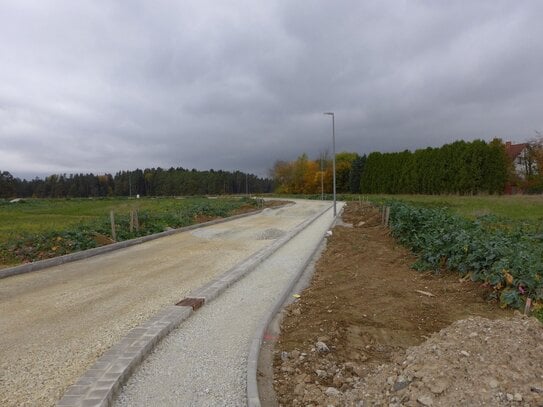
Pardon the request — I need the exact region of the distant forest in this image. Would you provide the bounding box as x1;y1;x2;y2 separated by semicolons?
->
0;168;274;198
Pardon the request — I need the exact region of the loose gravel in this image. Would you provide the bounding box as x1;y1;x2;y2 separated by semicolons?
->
0;200;326;407
114;203;340;407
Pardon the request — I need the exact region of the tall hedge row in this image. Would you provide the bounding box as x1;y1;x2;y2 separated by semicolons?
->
360;139;508;195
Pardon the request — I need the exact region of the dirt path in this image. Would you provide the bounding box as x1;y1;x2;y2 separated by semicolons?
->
0;200;328;407
273;203;543;406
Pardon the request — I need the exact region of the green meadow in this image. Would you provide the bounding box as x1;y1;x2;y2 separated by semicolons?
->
0;197;257;266
364;194;543;221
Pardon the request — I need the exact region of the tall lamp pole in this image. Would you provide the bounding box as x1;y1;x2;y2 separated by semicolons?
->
320;152;324;201
323;112;336;217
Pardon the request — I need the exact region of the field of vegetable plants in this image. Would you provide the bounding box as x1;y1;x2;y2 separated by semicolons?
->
0;196;259;267
387;201;543;315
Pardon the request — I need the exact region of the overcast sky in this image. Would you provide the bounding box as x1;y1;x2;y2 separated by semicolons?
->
1;0;543;179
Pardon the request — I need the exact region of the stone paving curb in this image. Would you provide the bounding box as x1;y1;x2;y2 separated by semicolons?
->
57;305;193;407
0;205;285;280
184;203;332;305
56;201;330;407
246;204;344;407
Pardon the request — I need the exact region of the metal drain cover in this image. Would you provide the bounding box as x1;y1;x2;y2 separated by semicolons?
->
176;297;205;310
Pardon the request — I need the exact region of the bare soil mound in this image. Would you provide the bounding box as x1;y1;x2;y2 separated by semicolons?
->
273;202;543;406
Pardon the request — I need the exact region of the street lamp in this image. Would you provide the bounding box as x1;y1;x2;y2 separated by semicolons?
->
323;112;337;217
320;152;324;201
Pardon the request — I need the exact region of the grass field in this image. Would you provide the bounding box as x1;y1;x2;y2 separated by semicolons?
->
277;193;543;222
0;196;259;266
364;194;543;221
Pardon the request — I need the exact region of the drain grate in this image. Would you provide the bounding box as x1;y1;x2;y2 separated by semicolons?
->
175;297;205;310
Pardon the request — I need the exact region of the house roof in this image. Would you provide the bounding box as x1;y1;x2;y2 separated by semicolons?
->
505;142;527;160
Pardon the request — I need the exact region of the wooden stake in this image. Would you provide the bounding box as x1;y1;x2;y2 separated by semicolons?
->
524;298;532;316
384;206;391;227
110;210;116;241
129;210;134;233
135;210;139;231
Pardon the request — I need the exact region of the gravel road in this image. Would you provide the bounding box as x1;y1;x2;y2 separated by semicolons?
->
113;202;341;407
0;200;329;407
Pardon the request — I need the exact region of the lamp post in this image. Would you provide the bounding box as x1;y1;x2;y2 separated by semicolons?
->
320;152;324;201
323;112;336;217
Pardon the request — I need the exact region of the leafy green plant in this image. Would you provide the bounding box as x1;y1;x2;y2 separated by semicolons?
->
388;202;543;312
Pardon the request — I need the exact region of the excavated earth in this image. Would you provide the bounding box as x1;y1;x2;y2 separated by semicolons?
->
273;202;543;406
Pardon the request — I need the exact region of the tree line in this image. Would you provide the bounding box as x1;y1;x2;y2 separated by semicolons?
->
0;167;273;199
272;139;523;195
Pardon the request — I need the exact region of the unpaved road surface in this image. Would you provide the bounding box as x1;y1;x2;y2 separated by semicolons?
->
114;203;340;406
273;203;542;406
0;200;329;407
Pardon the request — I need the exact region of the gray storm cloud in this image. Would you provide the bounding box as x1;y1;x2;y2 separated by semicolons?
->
1;0;543;179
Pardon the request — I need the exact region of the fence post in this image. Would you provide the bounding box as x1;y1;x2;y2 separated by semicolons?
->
110;210;116;241
129;210;134;233
384;206;391;227
524;298;532;316
135;210;139;231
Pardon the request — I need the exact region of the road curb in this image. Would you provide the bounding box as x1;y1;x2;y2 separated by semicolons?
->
246;203;344;407
56;202;331;407
0;205;286;280
57;306;193;407
184;204;330;305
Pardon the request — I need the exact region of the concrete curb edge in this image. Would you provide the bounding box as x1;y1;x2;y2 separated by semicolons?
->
57;305;193;407
246;203;345;407
185;203;331;304
0;205;288;280
56;201;331;407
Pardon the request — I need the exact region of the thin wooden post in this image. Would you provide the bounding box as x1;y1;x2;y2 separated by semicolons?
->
134;210;139;231
384;206;391;227
524;298;532;316
110;210;116;241
129;210;134;233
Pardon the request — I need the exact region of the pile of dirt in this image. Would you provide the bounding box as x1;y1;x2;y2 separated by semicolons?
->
273;202;543;406
343;315;543;406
